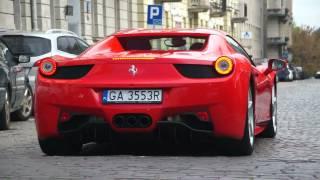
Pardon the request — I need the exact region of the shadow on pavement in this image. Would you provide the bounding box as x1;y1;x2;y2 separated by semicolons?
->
81;142;221;156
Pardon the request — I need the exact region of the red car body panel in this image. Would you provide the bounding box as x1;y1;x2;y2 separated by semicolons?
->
35;29;276;141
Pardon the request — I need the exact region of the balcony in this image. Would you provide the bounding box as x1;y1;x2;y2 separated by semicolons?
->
209;0;227;17
267;8;290;22
267;0;286;9
188;0;210;13
231;2;248;23
267;37;289;46
268;8;286;16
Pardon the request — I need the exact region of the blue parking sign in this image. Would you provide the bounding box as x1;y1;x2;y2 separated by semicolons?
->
147;5;163;26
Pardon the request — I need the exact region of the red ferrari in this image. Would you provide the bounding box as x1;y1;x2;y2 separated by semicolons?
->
35;29;285;155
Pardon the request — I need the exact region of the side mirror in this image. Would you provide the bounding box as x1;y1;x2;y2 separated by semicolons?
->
265;59;287;74
18;55;30;63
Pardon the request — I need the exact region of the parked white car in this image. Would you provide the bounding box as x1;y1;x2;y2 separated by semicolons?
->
0;29;89;92
0;29;89;118
315;71;320;79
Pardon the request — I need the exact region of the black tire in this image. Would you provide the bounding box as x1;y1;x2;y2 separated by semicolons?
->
218;86;255;156
12;85;33;121
260;84;277;138
0;88;10;130
39;138;82;156
236;86;255;155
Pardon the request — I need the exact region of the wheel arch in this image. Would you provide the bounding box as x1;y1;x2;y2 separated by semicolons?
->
249;70;256;107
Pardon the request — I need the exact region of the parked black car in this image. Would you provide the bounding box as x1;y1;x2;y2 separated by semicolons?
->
315;71;320;79
0;39;33;130
277;64;294;81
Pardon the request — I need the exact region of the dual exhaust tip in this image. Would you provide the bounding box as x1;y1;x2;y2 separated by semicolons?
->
113;114;152;128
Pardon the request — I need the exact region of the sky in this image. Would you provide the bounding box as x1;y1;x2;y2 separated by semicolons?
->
293;0;320;29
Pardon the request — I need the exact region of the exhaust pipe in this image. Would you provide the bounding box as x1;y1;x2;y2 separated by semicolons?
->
114;115;125;128
127;115;138;127
139;115;152;127
113;114;152;128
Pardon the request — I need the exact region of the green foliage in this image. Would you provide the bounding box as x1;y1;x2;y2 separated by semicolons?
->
291;26;320;77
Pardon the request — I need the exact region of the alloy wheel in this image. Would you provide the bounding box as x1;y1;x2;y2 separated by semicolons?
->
271;86;277;133
247;88;254;146
5;91;10;127
21;87;33;118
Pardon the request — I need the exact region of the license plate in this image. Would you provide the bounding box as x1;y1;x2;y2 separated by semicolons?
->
102;89;162;104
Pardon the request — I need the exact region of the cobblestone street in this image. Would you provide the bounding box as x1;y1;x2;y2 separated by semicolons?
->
0;79;320;179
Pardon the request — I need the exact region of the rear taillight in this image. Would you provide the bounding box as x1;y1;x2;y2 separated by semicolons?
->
38;58;57;76
214;56;234;75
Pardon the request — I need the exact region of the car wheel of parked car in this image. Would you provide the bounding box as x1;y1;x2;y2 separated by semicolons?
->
260;85;277;138
13;85;33;121
39;138;82;156
288;72;294;81
0;89;10;130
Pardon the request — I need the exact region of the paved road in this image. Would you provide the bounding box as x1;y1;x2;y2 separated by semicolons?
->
1;79;320;179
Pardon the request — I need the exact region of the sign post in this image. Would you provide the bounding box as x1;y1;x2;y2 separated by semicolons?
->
147;5;163;28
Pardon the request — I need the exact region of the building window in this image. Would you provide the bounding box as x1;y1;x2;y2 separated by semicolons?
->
84;0;91;13
244;3;247;17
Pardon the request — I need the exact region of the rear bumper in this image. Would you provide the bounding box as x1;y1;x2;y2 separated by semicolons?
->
57;114;214;144
35;72;250;141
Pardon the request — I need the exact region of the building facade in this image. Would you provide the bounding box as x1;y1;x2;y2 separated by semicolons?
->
0;0;292;60
266;0;293;60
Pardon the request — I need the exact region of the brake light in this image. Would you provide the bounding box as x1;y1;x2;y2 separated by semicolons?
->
38;58;57;76
214;56;233;75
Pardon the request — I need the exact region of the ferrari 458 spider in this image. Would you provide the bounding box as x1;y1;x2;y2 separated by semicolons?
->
35;29;285;155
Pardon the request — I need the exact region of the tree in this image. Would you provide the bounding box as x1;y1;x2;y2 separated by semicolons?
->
291;26;320;77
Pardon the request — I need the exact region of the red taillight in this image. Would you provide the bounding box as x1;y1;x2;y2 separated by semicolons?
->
38;58;57;76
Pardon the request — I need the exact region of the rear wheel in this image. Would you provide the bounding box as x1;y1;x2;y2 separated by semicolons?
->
260;85;277;138
13;85;33;121
39;138;82;156
236;86;255;155
218;86;255;156
0;89;10;130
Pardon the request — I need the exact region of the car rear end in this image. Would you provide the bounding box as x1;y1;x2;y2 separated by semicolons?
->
35;32;251;147
0;33;53;94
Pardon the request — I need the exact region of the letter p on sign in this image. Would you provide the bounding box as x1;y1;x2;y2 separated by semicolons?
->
150;7;159;19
